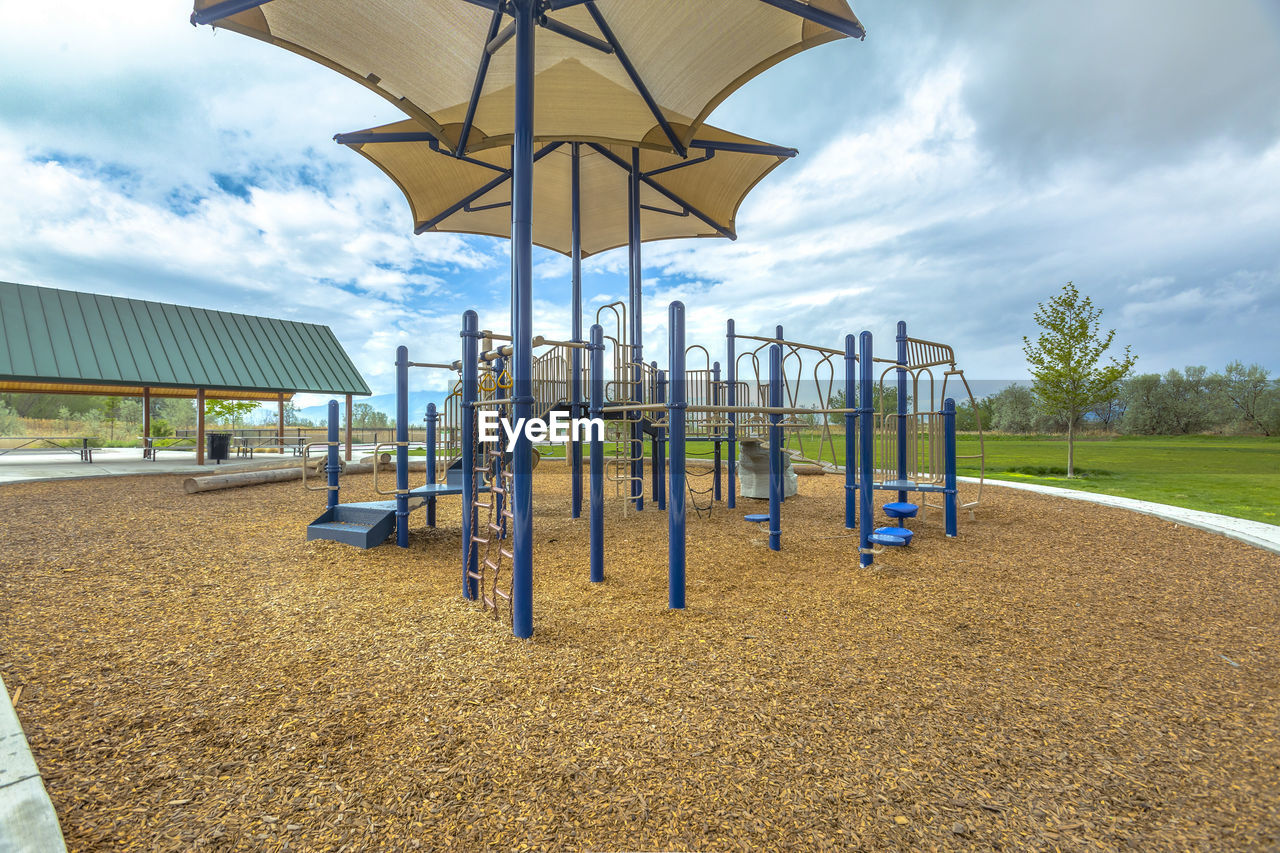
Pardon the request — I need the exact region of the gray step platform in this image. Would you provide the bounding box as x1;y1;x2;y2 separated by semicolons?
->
307;483;488;549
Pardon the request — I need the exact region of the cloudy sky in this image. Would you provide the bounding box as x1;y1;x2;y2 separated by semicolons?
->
2;1;1278;406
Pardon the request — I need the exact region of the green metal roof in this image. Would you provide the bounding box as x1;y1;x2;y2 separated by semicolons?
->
0;281;371;397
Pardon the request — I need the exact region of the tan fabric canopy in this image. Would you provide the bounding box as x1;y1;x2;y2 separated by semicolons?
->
192;0;864;154
338;119;794;256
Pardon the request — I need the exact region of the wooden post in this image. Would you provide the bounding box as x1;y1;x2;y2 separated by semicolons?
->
277;393;285;450
196;388;206;465
345;394;353;462
142;387;151;441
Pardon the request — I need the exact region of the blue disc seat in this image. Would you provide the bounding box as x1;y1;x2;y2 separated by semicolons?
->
883;501;918;520
743;513;770;523
869;526;914;547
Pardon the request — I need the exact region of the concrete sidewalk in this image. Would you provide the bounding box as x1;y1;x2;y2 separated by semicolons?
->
1;677;67;853
0;447;313;487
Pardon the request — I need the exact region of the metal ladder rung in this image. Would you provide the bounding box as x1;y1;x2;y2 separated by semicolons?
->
499;547;514;560
466;570;483;581
494;588;510;601
482;557;502;572
471;534;490;546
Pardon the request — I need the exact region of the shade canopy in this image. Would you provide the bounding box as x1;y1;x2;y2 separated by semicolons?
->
336;120;795;257
0;281;371;400
192;0;863;155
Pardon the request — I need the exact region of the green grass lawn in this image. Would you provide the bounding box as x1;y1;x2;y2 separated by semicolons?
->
414;433;1279;525
952;434;1279;525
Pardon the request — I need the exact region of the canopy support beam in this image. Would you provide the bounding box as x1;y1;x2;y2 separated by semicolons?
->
588;142;735;239
191;0;275;26
458;7;505;154
584;1;686;157
417;142;562;233
755;0;866;39
691;139;798;158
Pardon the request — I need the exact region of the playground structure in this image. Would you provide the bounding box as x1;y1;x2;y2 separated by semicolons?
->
306;303;986;633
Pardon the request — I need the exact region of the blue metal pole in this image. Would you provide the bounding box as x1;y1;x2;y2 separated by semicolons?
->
712;361;722;502
726;319;737;509
859;331;874;568
668;301;687;609
426;402;438;528
655;364;666;511
326;399;339;511
844;334;857;530
461;310;480;600
395;345;410;548
768;344;783;551
896;320;908;502
510;0;536;638
628;146;644;512
570;141;583;520
589;324;605;582
944;397;958;538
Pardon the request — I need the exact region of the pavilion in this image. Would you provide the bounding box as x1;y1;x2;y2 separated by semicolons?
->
0;281;370;463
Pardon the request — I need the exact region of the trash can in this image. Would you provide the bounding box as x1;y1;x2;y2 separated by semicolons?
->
208;432;232;464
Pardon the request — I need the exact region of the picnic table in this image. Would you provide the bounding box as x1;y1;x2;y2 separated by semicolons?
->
234;436;307;459
0;436;93;462
140;436;198;461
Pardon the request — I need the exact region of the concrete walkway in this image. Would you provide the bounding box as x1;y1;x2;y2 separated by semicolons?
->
0;447;319;487
1;677;66;853
962;476;1280;556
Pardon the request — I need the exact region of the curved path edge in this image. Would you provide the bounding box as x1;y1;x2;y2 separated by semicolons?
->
0;675;67;853
961;476;1280;556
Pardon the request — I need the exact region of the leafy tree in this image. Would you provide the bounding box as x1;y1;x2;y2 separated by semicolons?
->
204;399;258;428
352;402;390;429
58;406;72;430
1120;368;1214;435
1023;282;1137;476
283;401;304;426
101;396;122;439
988;385;1038;433
158;398;197;429
1213;361;1279;436
150;418;174;438
0;399;20;435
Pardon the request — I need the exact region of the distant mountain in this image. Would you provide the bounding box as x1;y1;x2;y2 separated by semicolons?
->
297;390;449;426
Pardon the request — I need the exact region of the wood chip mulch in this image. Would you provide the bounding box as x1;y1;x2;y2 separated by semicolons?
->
1;464;1278;851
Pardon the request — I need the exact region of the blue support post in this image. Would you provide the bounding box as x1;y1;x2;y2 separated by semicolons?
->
628;146;644;512
768;344;783;551
570;142;583;519
461;311;481;600
426;402;438;528
510;0;536;638
944;397;959;538
896;320;908;502
654;364;667;510
712;361;722;501
326;399;340;510
668;302;687;609
726;319;737;509
395;346;410;548
859;331;875;568
844;334;857;529
589;324;605;582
